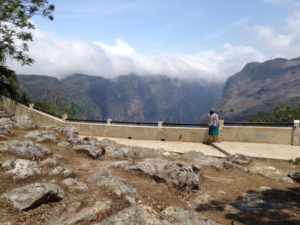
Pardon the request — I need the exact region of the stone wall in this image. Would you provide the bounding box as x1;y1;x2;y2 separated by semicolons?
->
1;95;299;145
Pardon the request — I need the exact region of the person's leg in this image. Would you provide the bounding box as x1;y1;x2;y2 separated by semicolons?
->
217;135;220;143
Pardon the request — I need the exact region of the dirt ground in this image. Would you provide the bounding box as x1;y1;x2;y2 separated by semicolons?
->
0;128;300;225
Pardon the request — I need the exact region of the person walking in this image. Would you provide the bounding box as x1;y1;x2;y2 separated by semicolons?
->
208;107;220;143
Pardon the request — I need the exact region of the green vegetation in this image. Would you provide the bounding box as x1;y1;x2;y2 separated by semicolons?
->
246;103;300;122
0;0;54;97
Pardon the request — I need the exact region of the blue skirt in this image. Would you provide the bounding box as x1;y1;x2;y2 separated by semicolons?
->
209;125;219;136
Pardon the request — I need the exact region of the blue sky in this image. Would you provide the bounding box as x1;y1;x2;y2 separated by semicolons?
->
10;0;300;81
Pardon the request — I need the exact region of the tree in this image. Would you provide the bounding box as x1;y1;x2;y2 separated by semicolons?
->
246;103;300;123
0;0;54;97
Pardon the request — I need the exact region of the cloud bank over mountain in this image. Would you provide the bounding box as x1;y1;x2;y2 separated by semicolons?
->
9;28;265;82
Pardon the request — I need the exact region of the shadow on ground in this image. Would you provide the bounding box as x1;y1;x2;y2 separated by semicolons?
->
195;187;300;225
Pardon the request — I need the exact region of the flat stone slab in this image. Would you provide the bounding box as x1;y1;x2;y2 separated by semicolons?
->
0;183;64;210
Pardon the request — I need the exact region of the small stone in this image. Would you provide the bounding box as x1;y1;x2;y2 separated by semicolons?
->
57;142;70;147
40;158;58;168
61;178;88;191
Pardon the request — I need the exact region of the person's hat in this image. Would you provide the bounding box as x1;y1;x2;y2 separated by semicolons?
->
209;107;216;112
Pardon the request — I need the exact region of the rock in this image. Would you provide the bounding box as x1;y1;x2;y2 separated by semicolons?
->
259;186;272;191
163;152;171;156
0;141;51;159
11;115;36;129
25;130;57;143
40;158;58;168
184;151;222;168
161;206;221;225
133;158;201;189
113;160;134;169
67;137;83;144
45;201;111;225
73;145;104;159
282;177;294;183
43;125;78;138
61;178;88;191
0;183;64;210
288;172;300;183
81;136;101;145
89;170;136;204
50;166;73;177
105;144;165;159
0;118;14;134
188;193;211;208
98;138;117;148
57;142;70;147
2;159;40;180
53;154;64;160
0;134;8;140
226;154;252;165
94;204;173;225
221;161;249;172
0;222;12;225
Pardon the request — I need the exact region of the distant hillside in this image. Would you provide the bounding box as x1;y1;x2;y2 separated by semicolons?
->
215;57;300;121
17;74;223;123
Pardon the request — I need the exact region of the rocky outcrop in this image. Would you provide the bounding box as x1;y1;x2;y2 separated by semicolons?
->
45;201;111;225
0;183;64;210
133;158;201;189
2;159;40;180
0;118;14;134
89;170;136;204
24;131;57;143
73;145;104;159
0;141;51;159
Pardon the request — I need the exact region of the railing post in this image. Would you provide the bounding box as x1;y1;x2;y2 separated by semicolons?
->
158;121;163;128
219;119;224;130
29;103;34;109
62;113;68;122
107;119;112;125
292;120;300;146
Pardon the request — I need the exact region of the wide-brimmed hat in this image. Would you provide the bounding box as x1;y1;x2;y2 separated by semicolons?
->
209;107;216;112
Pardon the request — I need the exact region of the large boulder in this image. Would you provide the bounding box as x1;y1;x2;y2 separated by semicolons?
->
133;158;202;189
45;201;111;225
11;115;36;129
73;145;104;159
24;130;57;143
89;170;136;204
0;141;51;159
0;183;64;210
2;159;40;180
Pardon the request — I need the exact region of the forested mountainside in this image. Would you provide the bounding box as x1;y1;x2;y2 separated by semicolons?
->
215;57;300;121
18;74;223;123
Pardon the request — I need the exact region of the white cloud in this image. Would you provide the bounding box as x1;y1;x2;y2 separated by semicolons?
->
8;28;266;82
252;11;300;58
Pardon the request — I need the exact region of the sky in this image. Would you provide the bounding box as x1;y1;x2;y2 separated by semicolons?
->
8;0;300;82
